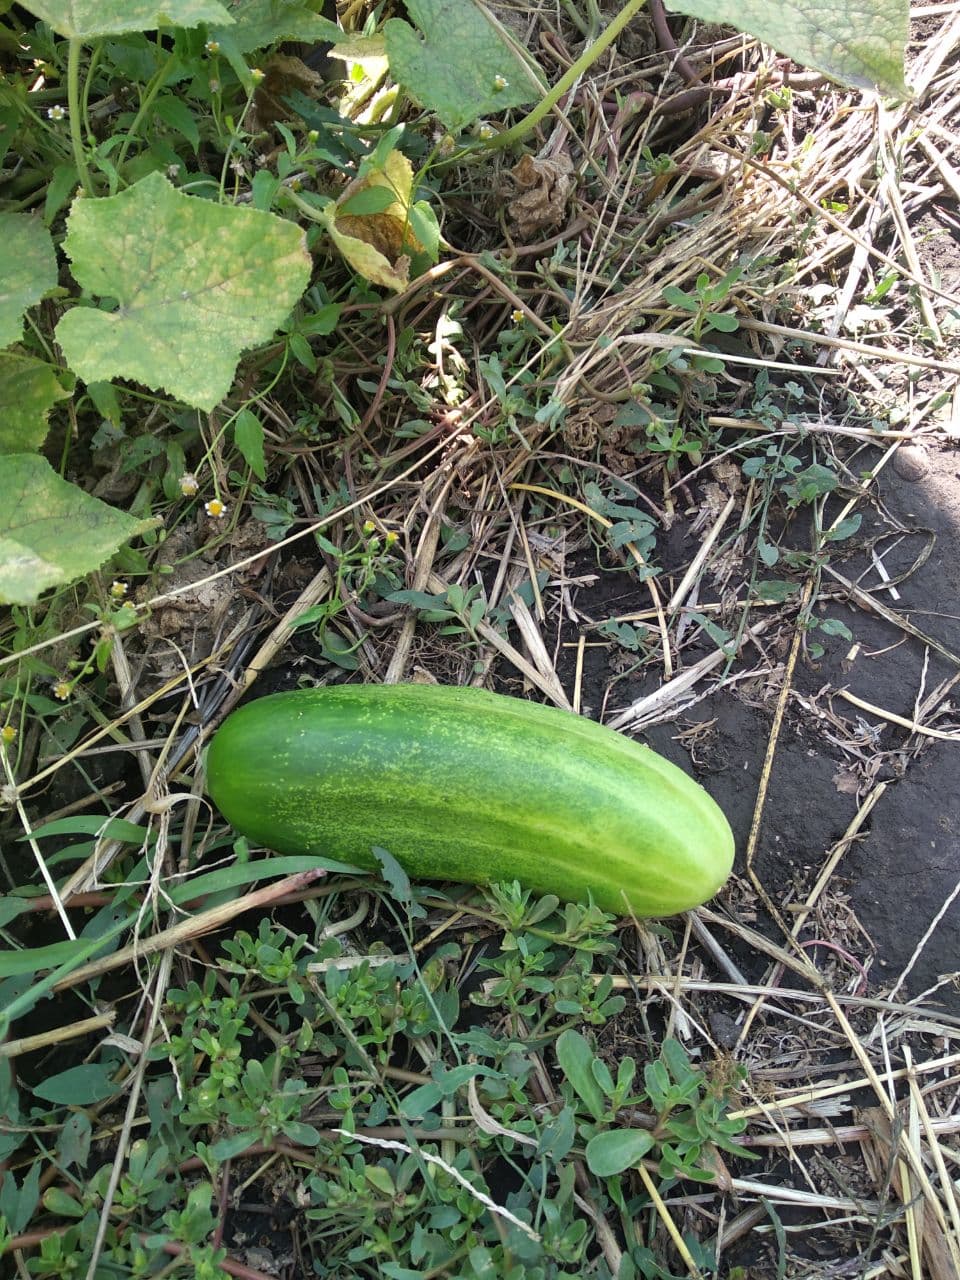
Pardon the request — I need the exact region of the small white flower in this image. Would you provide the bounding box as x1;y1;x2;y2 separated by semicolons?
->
179;473;199;496
47;104;66;121
205;40;220;54
205;498;228;519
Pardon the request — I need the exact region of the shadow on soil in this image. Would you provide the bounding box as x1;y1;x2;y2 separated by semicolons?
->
568;440;960;1013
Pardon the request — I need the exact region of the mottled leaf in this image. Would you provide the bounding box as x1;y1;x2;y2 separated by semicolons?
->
665;0;907;94
210;0;339;54
20;0;233;39
0;212;58;348
384;0;542;131
0;454;153;605
56;171;311;411
20;0;232;38
0;353;70;453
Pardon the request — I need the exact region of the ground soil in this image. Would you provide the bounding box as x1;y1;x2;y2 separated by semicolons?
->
560;443;960;1014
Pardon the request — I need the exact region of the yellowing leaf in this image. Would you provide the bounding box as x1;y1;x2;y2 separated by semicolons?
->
323;151;425;293
0;455;154;605
20;0;233;39
0;353;71;454
56;171;311;411
0;213;58;348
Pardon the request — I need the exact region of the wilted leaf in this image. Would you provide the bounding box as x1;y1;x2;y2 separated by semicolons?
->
665;0;907;94
507;152;575;238
0;353;71;453
56;171;311;411
0;454;154;605
20;0;233;39
0;212;58;347
385;0;542;131
320;149;431;292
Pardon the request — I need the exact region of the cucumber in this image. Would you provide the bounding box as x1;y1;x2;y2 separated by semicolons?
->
205;684;734;917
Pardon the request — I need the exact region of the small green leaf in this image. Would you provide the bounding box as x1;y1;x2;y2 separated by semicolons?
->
364;1165;396;1195
585;1128;655;1177
44;163;80;227
0;899;31;928
661;285;699;312
400;1082;443;1118
33;1064;120;1105
42;1187;85;1218
233;408;267;480
372;845;427;918
758;536;779;567
825;513;862;542
152;94;200;153
705;311;740;332
817;616;853;639
0;212;58;347
22;815;149;842
86;380;123;427
209;1130;259;1161
754;579;796;603
556;1029;606;1121
339;187;398;217
0;1163;40;1235
59;1112;92;1172
210;0;339;54
280;1120;321;1146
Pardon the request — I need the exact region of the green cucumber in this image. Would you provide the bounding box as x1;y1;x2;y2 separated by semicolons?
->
205;684;734;917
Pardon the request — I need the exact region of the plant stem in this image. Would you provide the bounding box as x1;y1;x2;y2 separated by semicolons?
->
67;39;94;195
115;51;178;176
484;0;648;151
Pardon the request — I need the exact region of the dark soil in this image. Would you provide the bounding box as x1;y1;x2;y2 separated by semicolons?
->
565;443;960;1012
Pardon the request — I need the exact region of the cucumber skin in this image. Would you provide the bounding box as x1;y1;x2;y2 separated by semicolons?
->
205;684;735;917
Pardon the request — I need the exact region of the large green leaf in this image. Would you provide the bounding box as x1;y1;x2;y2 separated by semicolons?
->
0;454;154;605
0;213;58;348
56;171;311;411
0;353;70;453
384;0;541;132
665;0;908;94
19;0;233;38
210;0;340;55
